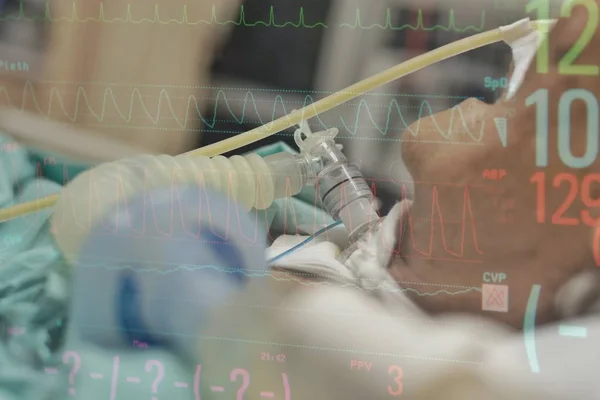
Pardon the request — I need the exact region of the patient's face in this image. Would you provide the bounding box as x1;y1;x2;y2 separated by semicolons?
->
390;3;600;329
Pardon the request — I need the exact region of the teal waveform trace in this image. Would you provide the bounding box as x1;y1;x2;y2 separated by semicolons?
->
0;2;486;32
35;80;477;99
339;98;487;141
0;81;489;143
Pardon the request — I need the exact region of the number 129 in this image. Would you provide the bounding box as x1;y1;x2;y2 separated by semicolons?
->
531;171;600;226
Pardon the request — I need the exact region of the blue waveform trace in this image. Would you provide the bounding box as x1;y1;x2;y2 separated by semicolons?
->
340;99;487;141
1;82;493;143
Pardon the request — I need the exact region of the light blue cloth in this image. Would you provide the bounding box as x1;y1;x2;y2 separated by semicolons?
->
0;133;67;399
0;136;333;399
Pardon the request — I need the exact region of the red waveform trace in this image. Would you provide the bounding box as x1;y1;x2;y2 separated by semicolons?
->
47;164;338;245
50;166;383;246
393;185;483;259
51;167;272;244
4;161;483;259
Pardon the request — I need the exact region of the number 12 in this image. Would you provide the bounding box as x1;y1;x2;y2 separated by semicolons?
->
526;0;599;75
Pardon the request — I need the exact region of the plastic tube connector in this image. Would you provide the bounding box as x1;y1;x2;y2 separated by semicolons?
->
261;152;312;199
293;123;380;241
51;152;306;264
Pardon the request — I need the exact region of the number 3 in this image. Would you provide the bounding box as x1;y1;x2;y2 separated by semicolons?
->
388;365;403;396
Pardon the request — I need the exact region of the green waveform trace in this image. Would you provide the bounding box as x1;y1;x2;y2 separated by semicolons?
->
0;2;485;32
341;9;485;32
1;82;487;142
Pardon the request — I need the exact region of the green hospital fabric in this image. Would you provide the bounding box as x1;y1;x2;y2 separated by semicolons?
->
0;133;68;399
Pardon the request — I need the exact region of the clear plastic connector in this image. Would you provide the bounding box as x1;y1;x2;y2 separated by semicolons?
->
286;118;380;242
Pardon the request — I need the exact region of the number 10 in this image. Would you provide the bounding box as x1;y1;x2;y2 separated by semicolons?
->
526;88;599;168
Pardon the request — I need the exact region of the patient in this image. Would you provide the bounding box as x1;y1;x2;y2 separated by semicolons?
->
392;3;600;329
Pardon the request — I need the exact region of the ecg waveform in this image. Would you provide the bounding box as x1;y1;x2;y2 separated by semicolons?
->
35;165;484;261
0;82;489;143
341;9;485;31
1;3;486;32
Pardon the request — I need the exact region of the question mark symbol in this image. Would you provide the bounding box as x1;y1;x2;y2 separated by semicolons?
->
145;360;164;400
62;351;81;396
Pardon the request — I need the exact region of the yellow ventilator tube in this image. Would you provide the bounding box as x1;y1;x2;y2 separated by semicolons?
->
0;19;551;223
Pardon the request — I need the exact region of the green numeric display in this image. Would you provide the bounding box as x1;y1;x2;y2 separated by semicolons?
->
526;0;599;75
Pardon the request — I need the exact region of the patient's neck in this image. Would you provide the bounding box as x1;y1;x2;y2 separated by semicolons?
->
388;253;490;316
387;215;561;330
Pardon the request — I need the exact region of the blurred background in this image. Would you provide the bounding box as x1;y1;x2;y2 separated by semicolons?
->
0;0;550;214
